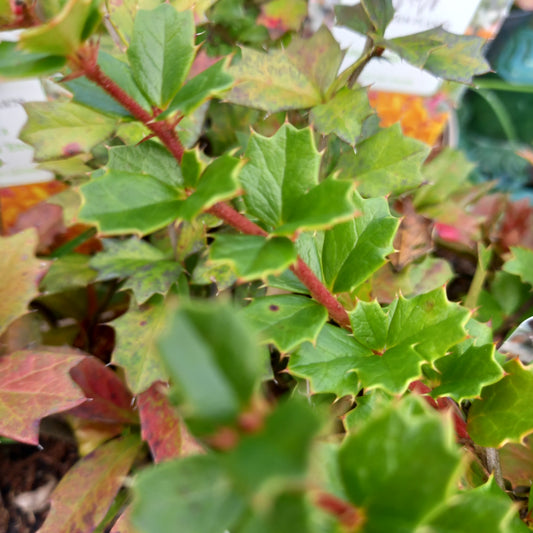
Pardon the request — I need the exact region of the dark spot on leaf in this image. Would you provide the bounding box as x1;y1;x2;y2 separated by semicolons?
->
269;304;279;311
139;320;147;326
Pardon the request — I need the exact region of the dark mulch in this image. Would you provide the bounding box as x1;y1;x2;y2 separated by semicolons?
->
0;430;78;533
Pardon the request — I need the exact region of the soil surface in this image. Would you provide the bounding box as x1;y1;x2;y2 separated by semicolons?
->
0;434;78;533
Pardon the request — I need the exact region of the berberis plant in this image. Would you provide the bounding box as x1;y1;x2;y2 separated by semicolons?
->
1;0;533;531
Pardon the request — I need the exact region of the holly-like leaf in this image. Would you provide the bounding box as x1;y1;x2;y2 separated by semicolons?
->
20;101;116;161
161;58;234;117
335;0;394;37
418;30;490;84
210;234;297;281
19;0;100;56
468;359;533;448
338;124;430;197
257;0;307;39
90;238;182;304
127;4;195;108
289;324;363;397
156;300;265;435
79;141;185;235
132;454;245;533
239;124;356;235
112;297;169;395
0;41;66;78
503;247;533;286
310;86;374;145
240;294;328;352
420;478;529;533
380;30;443;68
228;47;322;113
339;397;462;532
285;26;343;95
322;192;399;293
291;289;469;396
67;356;137;424
39;434;142;533
432;343;504;403
0;230;48;337
138;382;203;463
0;350;86;445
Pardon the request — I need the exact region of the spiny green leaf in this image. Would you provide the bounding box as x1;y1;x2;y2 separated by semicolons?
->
112;296;169;395
132;455;245;533
503;247;533;286
419;478;529;533
20;101;116;161
334;3;373;36
210;234;297;281
432;343;504;402
0;42;66;78
339;396;461;532
379;29;443;68
239;124;356;235
285;26;344;95
378;288;470;363
161;58;234;117
422;30;490;84
90;238;182;304
19;0;100;56
128;4;195;107
310;86;374;145
157;300;265;434
322;192;399;293
289;324;363;397
338;124;430;197
468;359;533;448
79;142;185;235
360;0;394;37
291;289;469;396
240;294;328;353
228;47;322;113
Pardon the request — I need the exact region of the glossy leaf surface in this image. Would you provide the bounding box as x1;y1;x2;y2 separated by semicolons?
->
128;4;195;107
240;294;328;352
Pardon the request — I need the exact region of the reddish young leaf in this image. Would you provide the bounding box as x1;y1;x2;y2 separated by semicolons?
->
0;349;86;445
39;434;142;533
68;357;138;424
0;229;49;337
138;381;203;463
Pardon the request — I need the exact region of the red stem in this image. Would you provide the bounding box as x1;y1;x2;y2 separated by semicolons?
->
291;258;351;330
76;47;185;163
74;46;352;329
